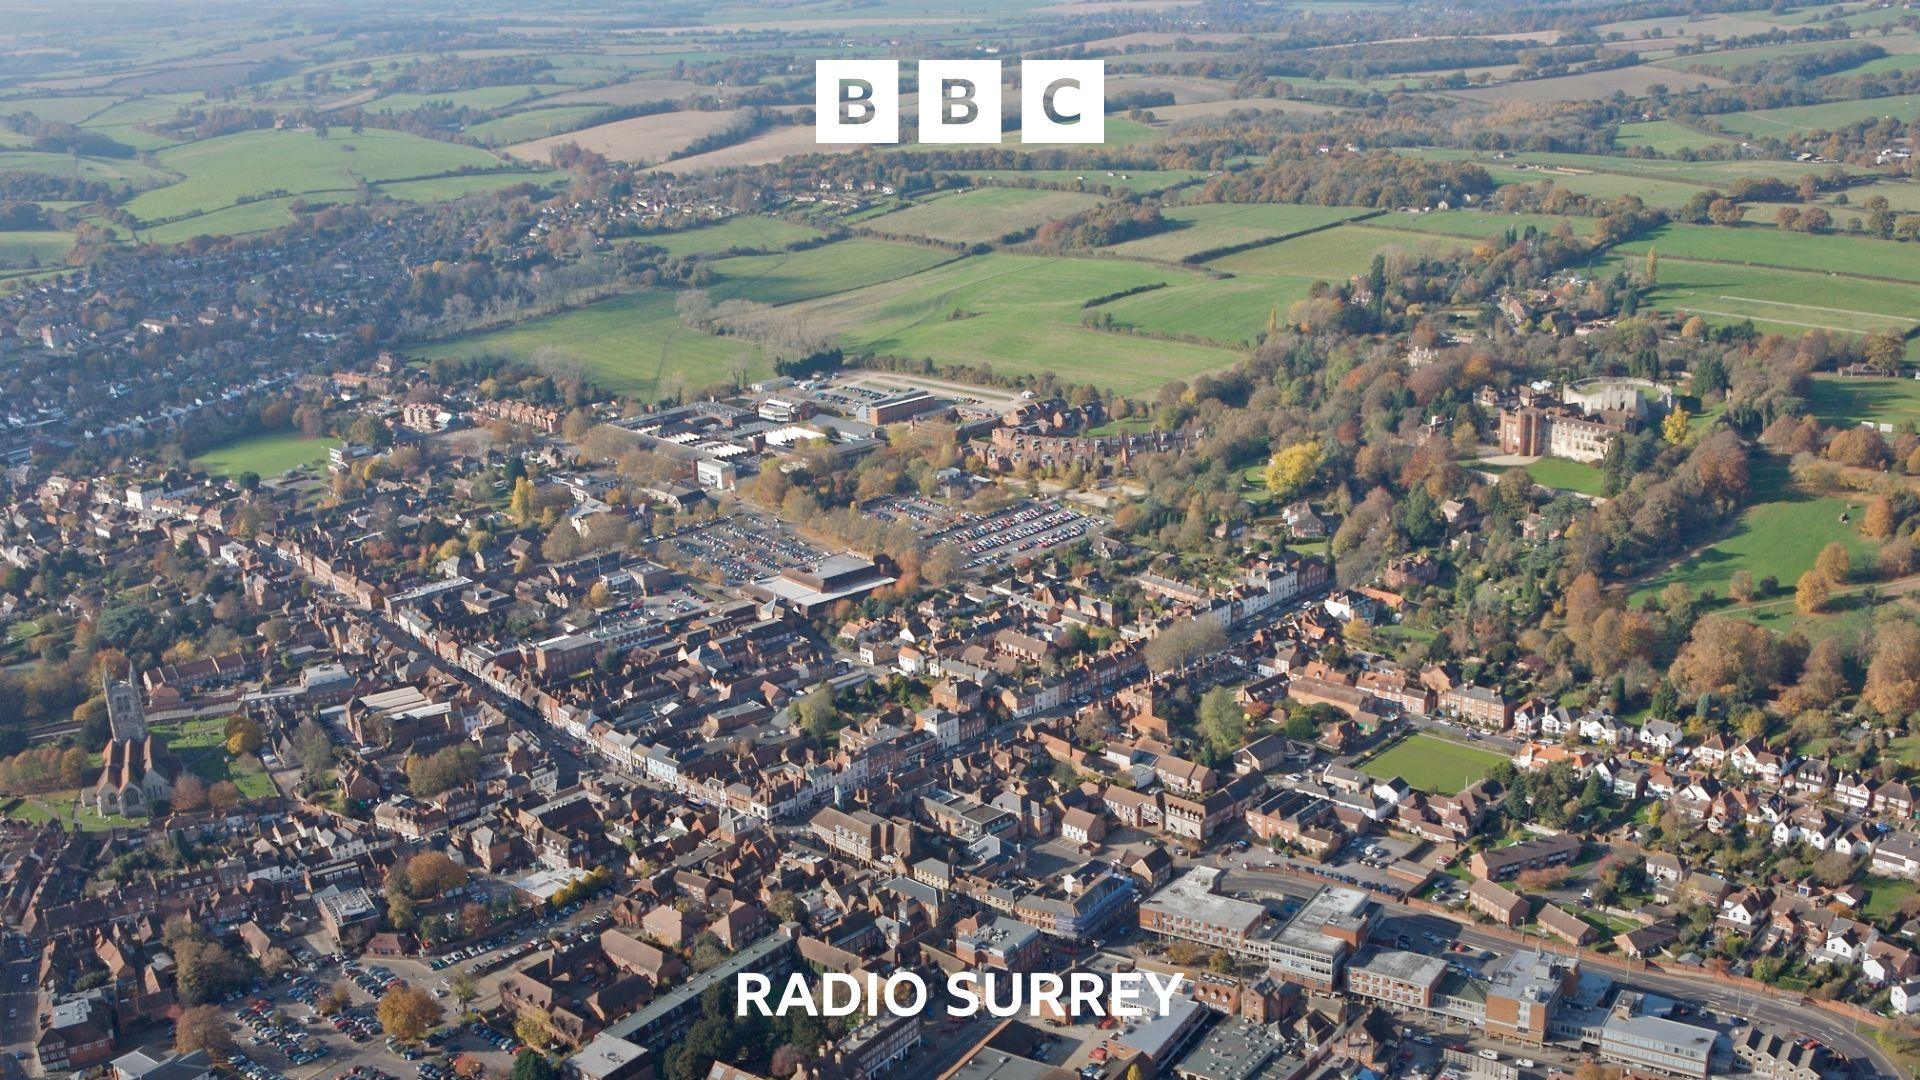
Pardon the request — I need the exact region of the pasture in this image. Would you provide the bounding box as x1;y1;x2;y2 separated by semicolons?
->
866;187;1107;245
503;109;752;165
641;216;826;258
1361;734;1507;795
1612;119;1732;153
1104;202;1368;262
192;432;339;476
462;106;609;146
121;128;518;225
795;253;1247;394
418;290;765;399
0;231;72;268
1805;376;1920;430
1614;224;1920;283
1715;94;1920;138
942;168;1209;195
702;239;954;305
1594;251;1920;337
1208;224;1451;280
1372;209;1595;240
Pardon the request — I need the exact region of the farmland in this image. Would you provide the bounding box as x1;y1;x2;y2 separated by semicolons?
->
120;127;531;226
1361;733;1508;795
191;432;340;476
0;231;71;268
1611;119;1732;153
795;253;1246;394
703;239;955;305
1371;209;1595;240
866;187;1107;245
1714;93;1920;138
418;290;765;399
1594;251;1920;337
1104;202;1370;262
1209;224;1454;280
641;216;826;258
1614;224;1920;283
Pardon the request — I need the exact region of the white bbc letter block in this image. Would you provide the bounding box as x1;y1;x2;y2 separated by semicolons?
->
1021;60;1103;144
918;60;1002;144
817;59;900;144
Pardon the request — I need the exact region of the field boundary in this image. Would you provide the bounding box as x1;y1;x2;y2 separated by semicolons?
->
1178;207;1387;265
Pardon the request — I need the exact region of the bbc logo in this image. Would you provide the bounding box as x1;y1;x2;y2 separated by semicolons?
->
816;60;1104;145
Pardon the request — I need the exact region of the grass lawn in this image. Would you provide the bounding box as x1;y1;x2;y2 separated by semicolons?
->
1863;877;1919;923
193;432;339;476
640;216;825;258
419;289;765;400
795;252;1247;394
1472;457;1609;497
1805;375;1920;431
866;187;1107;245
153;716;277;801
1360;733;1508;795
1631;455;1878;608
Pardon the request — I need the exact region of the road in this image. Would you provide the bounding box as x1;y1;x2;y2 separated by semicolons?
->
1216;866;1903;1079
0;954;33;1075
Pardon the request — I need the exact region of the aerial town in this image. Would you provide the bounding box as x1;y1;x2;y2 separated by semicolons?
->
15;2;1920;1080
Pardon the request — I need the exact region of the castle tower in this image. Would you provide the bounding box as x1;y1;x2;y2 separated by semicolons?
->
105;677;147;743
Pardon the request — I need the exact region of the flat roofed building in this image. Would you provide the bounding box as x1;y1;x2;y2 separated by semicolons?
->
1598;1011;1715;1080
1345;949;1447;1010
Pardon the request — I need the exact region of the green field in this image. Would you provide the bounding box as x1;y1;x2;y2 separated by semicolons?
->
193;432;340;476
1371;209;1595;240
0;149;173;188
1615;223;1920;284
1362;733;1508;795
795;252;1247;394
946;168;1209;194
135;196;337;244
1209;223;1451;279
464;106;609;146
1101;274;1307;345
1715;94;1920;138
1105;202;1369;262
1473;457;1610;497
1805;376;1920;430
1594;251;1920;337
642;216;826;258
1660;38;1871;74
420;289;765;399
1863;877;1920;923
1612;119;1733;153
368;84;556;112
704;238;954;304
122;128;522;225
866;187;1107;245
1631;456;1877;608
0;231;72;268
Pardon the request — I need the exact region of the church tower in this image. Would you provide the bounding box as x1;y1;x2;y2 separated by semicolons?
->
105;677;147;742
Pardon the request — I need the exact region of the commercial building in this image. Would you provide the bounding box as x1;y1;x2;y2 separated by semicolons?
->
1597;1011;1715;1080
1344;949;1447;1009
1170;1017;1309;1080
1138;871;1374;989
1484;951;1578;1046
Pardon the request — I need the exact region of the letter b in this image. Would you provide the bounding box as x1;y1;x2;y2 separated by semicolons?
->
919;60;1000;144
817;60;899;144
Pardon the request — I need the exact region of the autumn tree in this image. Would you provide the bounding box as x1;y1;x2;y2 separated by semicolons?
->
1198;687;1247;760
175;1005;235;1059
224;715;263;756
514;1007;558;1053
208;780;242;810
1263;440;1323;501
1814;542;1851;586
407;850;469;900
1865;621;1920;717
1727;570;1754;605
377;982;443;1044
1662;408;1692;445
1796;571;1831;615
1670;617;1782;698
